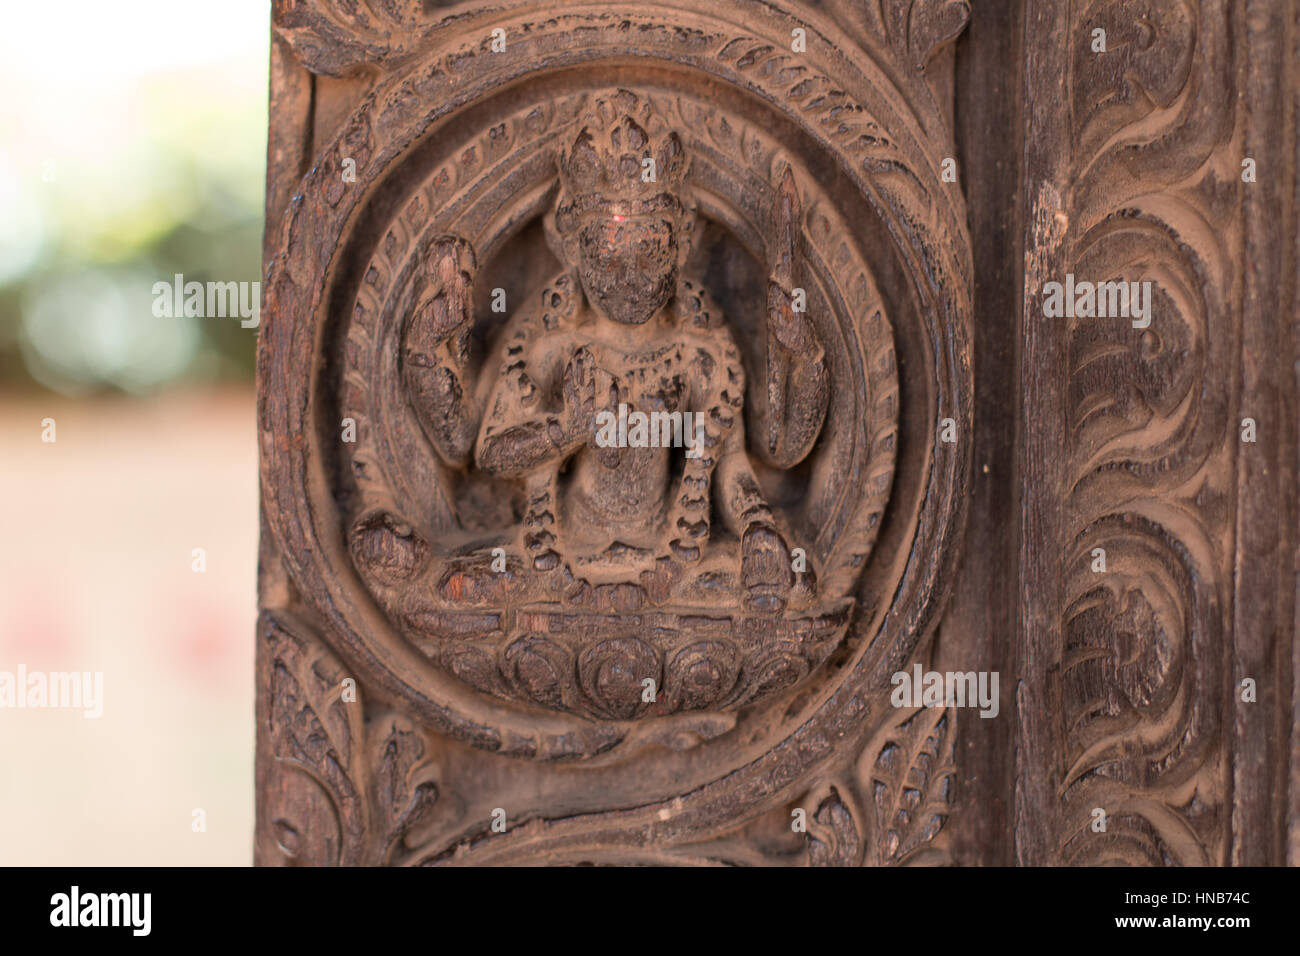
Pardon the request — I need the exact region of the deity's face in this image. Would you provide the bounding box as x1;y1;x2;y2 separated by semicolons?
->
576;212;678;325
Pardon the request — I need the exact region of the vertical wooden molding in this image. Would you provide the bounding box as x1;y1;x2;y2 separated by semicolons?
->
1015;0;1070;867
1290;0;1300;869
946;0;1024;866
1233;0;1299;866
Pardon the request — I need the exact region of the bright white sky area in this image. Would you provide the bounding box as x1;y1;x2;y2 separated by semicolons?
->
0;0;272;392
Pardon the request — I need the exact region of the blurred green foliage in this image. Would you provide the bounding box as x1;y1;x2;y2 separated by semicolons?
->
0;29;268;396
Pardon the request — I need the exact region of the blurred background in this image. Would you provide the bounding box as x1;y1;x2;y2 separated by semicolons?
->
0;0;269;864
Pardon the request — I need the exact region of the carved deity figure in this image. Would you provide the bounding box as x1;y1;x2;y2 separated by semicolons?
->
391;90;829;619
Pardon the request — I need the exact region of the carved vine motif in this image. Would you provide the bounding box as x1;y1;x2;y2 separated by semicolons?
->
257;613;366;866
787;703;957;868
259;614;452;866
259;0;973;864
802;704;956;867
1055;0;1236;866
860;704;956;866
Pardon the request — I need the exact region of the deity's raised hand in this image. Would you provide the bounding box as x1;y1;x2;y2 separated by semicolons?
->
410;235;476;361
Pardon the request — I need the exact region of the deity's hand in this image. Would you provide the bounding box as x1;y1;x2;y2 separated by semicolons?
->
561;348;621;468
561;346;597;431
404;235;480;467
741;521;794;615
560;346;619;455
759;166;829;468
767;166;819;357
410;235;476;362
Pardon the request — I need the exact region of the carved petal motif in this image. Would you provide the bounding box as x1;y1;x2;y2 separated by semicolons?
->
258;614;367;866
858;705;955;866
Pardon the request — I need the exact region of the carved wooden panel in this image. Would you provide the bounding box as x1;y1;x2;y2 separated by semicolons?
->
256;0;1298;865
1015;0;1298;868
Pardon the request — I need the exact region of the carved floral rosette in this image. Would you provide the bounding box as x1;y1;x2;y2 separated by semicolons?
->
258;0;973;865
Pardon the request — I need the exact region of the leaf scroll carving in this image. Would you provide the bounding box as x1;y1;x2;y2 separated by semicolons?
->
1046;0;1237;866
370;716;442;866
258;613;367;866
860;705;955;866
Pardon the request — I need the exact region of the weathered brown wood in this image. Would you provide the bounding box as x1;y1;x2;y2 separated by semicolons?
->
1233;0;1298;867
944;0;1023;868
1016;0;1298;866
255;0;1298;865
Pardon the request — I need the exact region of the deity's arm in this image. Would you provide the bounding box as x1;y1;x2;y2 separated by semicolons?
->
758;167;830;470
654;336;738;561
715;427;772;538
710;320;817;612
474;334;590;479
402;236;481;468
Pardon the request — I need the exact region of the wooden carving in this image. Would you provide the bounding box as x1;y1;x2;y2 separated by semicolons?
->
256;0;1298;866
349;91;853;721
1016;0;1298;866
257;0;973;866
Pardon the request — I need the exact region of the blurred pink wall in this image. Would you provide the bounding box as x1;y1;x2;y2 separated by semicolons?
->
0;388;255;864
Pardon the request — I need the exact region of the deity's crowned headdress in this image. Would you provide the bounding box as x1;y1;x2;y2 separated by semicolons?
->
555;89;692;230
